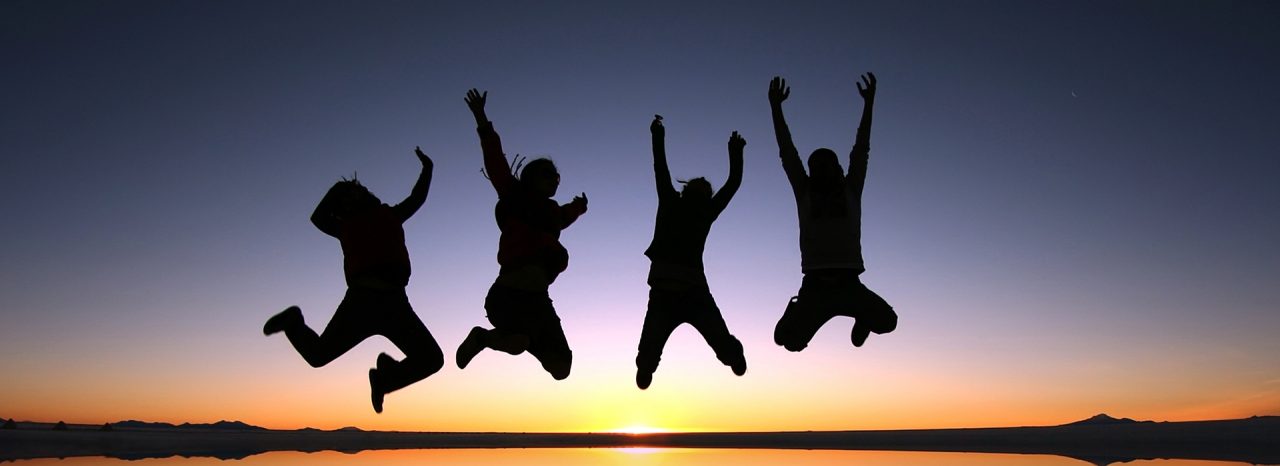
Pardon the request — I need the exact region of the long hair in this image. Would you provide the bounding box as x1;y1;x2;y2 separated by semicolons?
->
807;149;848;218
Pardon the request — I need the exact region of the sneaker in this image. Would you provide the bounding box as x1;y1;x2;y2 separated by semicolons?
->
851;322;871;347
636;370;653;390
369;368;384;414
263;306;302;336
376;352;397;370
456;327;487;370
730;354;747;376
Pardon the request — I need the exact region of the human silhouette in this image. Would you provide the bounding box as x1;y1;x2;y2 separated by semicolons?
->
263;148;443;413
634;115;747;389
455;89;588;380
769;74;898;351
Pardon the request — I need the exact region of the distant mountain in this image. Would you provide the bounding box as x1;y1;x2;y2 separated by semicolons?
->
1064;414;1143;426
115;420;266;431
335;426;363;432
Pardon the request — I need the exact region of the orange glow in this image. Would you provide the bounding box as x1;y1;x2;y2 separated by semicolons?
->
610;425;669;434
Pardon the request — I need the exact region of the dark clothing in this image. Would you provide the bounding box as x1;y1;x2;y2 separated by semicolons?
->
478;122;586;284
644;197;721;270
639;127;746;373
283;287;443;393
644;130;742;270
484;283;572;373
636;287;744;373
773;269;897;351
785;150;867;273
338;205;411;287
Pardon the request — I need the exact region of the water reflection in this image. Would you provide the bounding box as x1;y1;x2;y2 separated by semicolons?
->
8;449;1250;466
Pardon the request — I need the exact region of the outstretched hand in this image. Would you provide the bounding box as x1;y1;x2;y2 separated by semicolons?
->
650;114;664;137
769;76;790;105
465;88;488;117
856;72;877;100
572;192;588;212
728;130;746;153
414;146;433;169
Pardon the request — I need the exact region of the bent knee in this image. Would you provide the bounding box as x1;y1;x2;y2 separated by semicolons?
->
304;353;336;368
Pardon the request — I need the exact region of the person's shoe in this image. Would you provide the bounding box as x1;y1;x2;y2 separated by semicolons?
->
263;306;302;336
636;369;653;390
851;322;872;347
456;327;486;369
730;354;747;376
369;368;385;414
376;352;397;370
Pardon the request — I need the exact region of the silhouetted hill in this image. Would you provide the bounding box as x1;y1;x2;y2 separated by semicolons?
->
115;420;266;431
4;416;1276;465
1064;414;1143;426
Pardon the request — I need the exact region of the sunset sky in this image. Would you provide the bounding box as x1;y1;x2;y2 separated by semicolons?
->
2;1;1278;433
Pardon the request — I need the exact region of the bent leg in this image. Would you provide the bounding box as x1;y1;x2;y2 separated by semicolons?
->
378;295;445;394
525;299;572;381
773;294;832;352
686;293;745;374
850;281;897;346
636;292;683;377
285;290;376;368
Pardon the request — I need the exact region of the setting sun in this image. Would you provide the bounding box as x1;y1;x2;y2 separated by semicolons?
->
612;425;669;435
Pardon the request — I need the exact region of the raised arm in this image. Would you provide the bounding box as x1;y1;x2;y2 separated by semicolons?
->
559;193;589;230
467;89;516;194
848;73;876;193
711;131;745;215
392;146;434;222
770;76;806;192
650;115;677;199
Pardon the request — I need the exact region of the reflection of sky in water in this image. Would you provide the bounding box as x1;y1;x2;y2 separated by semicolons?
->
6;449;1248;466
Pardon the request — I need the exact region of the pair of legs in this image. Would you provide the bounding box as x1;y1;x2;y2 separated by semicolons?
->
774;269;897;351
456;283;572;380
635;286;746;389
264;286;444;413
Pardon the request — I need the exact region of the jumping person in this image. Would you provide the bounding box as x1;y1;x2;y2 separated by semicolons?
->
769;74;898;351
263;147;443;414
455;89;588;380
635;115;747;389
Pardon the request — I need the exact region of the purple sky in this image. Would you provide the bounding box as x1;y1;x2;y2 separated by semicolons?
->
1;1;1277;430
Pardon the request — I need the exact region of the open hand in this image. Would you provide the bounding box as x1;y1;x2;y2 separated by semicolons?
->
650;114;664;137
414;146;433;168
464;89;488;115
728;131;746;153
856;72;877;100
769;76;790;105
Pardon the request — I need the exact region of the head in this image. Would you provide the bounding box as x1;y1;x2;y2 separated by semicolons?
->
518;157;560;198
807;148;842;182
328;179;380;218
678;177;713;203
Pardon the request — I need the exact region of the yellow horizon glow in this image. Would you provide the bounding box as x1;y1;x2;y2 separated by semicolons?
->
609;425;670;434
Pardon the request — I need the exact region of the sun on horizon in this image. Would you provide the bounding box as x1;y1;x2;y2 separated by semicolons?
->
610;425;670;435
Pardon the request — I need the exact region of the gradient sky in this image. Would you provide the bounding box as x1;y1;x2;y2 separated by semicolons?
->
2;0;1278;432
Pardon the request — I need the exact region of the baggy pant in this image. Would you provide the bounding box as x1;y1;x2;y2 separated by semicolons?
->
774;270;897;351
485;283;573;379
636;286;744;374
284;286;444;393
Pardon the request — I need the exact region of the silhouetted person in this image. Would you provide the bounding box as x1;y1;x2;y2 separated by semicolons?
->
455;89;588;380
263;148;443;413
769;74;898;351
635;115;747;389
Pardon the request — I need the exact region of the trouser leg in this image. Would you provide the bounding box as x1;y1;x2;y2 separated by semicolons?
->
286;289;375;368
376;295;444;393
